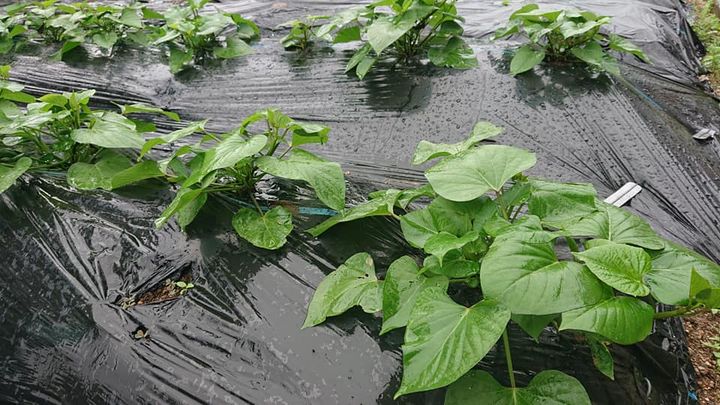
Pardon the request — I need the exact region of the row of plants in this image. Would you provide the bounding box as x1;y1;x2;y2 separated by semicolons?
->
0;69;344;250
302;125;720;402
0;1;649;77
0;0;259;73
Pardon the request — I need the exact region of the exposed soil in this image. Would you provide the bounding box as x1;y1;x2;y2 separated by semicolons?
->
118;273;193;309
684;311;720;404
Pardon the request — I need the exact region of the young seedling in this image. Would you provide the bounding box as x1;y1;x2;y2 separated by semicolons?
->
148;0;259;73
150;108;345;250
280;16;329;51
303;122;720;403
495;4;649;76
288;0;477;79
0;67;179;194
175;280;195;295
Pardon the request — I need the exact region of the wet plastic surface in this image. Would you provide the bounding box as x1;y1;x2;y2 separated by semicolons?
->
1;1;719;404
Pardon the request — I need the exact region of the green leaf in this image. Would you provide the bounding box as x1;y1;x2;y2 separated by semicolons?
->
184;134;267;185
690;270;720;308
255;149;345;211
424;231;479;265
176;190;207;230
156;188;206;228
50;41;81;61
308;189;401;236
422;252;480;278
570;42;619;75
395;288;510;397
609;34;649;63
512;313;557;341
559;296;654;344
573;241;652;297
71;114;145;149
0;157;31;193
355;56;376;79
140;120;207;158
425;145;537;202
444;370;591;405
289;122;330;147
510;45;545;75
428;36;478;69
121;103;181;122
400;197;479;249
412;121;503;165
213;35;253;59
481;228;609;315
333;26;361;43
366;15;414;55
232;206;293;250
119;7;143;28
381;256;448;334
169;46;194;74
92;32;118;50
528;179;598;229
303;252;383;328
67;151;163;191
587;335;614;380
646;240;720;305
564;202;664;250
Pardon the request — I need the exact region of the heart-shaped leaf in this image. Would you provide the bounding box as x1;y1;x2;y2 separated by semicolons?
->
573;241;652;297
412;121;502;165
559;296;654;344
510;45;546;75
256;149;345;211
646;240;720;305
564;202;664;250
232;205;293;250
481;228;609;315
395;288;510;398
528;179;598;229
308;189;401;236
425;145;537;202
303;252;383;328
67;151;163;191
0;156;31;193
444;370;590;405
184;134;267;185
71;113;145;149
381;256;448;334
424;231;479;265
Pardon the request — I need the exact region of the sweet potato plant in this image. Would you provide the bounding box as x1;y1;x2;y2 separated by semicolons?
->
305;122;720;403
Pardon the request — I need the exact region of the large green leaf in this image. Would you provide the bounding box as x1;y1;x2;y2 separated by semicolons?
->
573;241;652;297
213;34;253;59
564;202;664;250
690;270;720;308
481;229;609;315
528;179;598;229
184;134;267;185
412;122;503;165
444;370;591;405
399;197;484;248
303;252;383;328
0;156;31;193
71;113;145;149
425;145;536;202
646;240;720;305
427;36;478;69
559;296;654;344
395;288;510;397
155;188;206;228
232;206;293;250
140;120;207;158
510;45;545;76
422;252;480;278
307;189;401;236
255;149;345;211
67;151;163;190
381;256;449;334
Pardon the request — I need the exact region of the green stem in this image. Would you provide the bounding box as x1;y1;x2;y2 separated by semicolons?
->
448;276;475;284
565;236;579;252
250;193;264;215
502;328;516;389
653;305;699;319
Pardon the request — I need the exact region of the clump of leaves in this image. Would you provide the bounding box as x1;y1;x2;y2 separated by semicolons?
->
303;122;720;402
495;4;649;76
151;108;345;250
20;1;147;60
0;3;30;55
691;0;720;90
280;16;329;51
175;280;195;294
290;0;476;79
0;69;178;194
148;0;259;73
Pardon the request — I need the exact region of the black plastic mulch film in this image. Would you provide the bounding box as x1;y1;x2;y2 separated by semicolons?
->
0;0;718;404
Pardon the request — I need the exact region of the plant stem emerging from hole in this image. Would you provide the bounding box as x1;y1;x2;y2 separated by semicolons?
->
502;328;516;389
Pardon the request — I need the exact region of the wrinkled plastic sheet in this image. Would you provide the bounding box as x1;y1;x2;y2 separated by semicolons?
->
1;0;719;404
